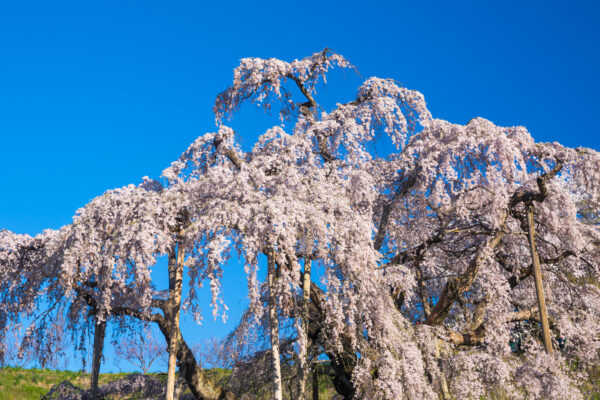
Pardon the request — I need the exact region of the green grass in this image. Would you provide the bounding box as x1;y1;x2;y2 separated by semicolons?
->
0;367;141;400
0;366;133;400
0;366;338;400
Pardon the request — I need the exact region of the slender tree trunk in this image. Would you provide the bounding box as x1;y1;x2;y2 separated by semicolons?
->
267;248;283;400
298;232;313;400
298;254;312;399
526;203;553;354
166;241;185;400
312;365;319;400
90;318;106;400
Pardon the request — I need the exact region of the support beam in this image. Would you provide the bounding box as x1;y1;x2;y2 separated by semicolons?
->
526;203;553;354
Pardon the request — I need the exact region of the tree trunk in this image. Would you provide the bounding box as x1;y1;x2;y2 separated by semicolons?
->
526;203;553;354
90;318;107;400
166;242;185;400
78;264;236;399
156;319;235;400
434;339;451;400
298;256;312;399
307;281;355;399
312;365;319;400
267;248;283;400
174;378;183;400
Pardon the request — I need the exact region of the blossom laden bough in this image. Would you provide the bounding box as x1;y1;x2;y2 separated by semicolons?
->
2;49;600;400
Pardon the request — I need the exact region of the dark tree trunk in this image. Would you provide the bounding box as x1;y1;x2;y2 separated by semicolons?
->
90;319;107;400
312;366;319;400
307;282;356;400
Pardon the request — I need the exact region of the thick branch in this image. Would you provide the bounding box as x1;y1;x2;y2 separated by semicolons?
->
446;307;558;347
213;136;242;171
508;308;557;328
448;325;486;346
71;281;165;325
426;225;506;326
509;160;564;210
389;229;445;266
285;74;317;110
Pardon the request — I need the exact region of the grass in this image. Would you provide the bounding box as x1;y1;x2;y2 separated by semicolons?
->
0;366;337;400
0;366;132;400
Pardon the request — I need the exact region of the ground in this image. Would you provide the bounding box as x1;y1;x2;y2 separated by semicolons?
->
0;367;338;399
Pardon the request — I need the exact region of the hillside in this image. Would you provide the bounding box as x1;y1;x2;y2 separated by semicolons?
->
0;367;337;399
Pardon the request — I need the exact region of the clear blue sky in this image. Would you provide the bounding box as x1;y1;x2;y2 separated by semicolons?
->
1;0;599;372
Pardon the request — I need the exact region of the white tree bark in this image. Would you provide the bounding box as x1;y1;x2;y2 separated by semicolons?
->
267;248;283;400
298;250;312;398
166;241;185;400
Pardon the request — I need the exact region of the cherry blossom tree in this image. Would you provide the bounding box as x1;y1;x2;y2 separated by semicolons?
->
0;182;236;400
199;49;600;399
2;49;600;400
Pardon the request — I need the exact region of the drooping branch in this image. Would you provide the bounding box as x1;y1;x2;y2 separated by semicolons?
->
388;229;448;320
71;277;237;400
209;128;353;397
373;166;420;252
426;222;506;326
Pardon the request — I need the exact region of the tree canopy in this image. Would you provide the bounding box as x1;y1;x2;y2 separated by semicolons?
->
2;49;600;399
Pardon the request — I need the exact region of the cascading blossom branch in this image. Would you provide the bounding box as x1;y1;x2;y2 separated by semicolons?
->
204;49;600;399
2;49;600;400
214;48;352;123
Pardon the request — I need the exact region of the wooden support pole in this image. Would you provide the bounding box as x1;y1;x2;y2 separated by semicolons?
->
526;203;553;354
